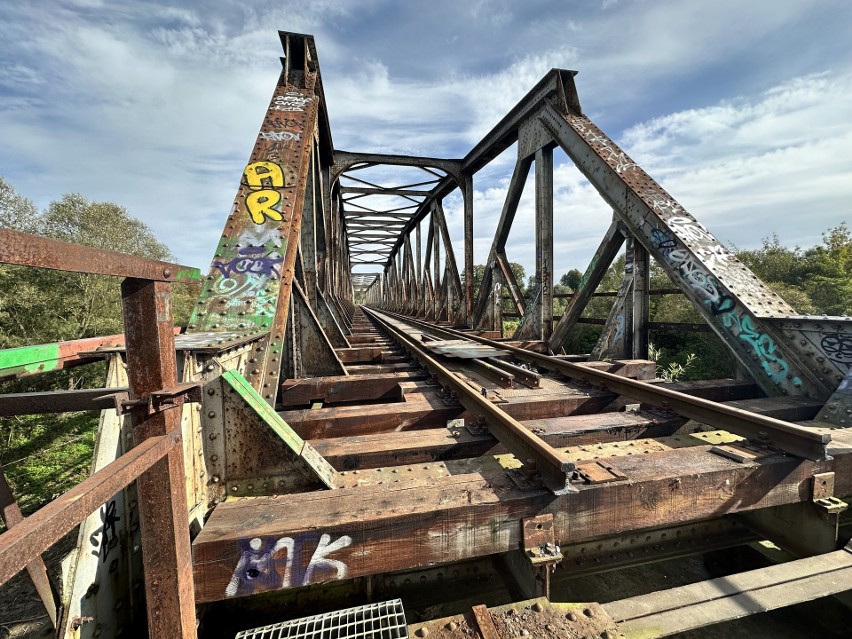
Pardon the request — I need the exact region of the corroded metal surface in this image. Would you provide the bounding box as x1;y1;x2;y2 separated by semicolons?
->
0;228;199;283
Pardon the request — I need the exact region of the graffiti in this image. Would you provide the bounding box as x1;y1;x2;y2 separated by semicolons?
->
272;91;312;112
304;534;352;584
243;161;288;224
573;121;637;174
209;271;278;319
668;216;714;244
244;161;285;189
821;333;852;366
225;533;352;597
89;499;121;563
260;130;301;142
237;225;284;249
613;313;625;343
213;246;281;279
650;225;801;388
642;188;685;219
268;116;301;129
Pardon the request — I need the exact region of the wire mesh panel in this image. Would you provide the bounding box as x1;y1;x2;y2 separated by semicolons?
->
235;599;409;639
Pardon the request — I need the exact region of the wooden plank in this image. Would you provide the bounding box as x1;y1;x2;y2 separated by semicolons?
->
280;388;614;439
334;346;384;363
723;396;823;421
310;410;685;470
649;379;759;402
607;547;852;637
279;371;427;406
577;359;656;380
346;363;418;374
278;396;463;439
192;444;851;603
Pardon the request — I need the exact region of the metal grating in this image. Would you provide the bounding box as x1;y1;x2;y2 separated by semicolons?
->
235;599;409;639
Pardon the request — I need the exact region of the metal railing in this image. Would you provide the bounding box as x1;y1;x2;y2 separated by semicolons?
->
0;228;200;639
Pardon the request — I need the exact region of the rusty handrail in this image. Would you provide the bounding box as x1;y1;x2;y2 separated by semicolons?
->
0;230;198;637
0;228;199;282
0;430;179;585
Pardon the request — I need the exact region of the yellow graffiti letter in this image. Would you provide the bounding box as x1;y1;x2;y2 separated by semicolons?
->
244;161;285;189
246;189;283;224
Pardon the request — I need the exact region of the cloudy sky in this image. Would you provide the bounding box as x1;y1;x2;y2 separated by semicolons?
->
1;0;850;282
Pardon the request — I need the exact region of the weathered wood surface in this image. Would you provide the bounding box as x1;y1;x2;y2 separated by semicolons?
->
278;394;463;438
278;387;617;438
606;544;852;637
647;379;758;402
346;363;419;374
311;410;685;470
192;438;852;603
279;371;428;406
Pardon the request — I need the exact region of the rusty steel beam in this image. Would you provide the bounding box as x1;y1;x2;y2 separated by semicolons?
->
381;70;579;270
536;100;829;398
0;228;199;283
364;307;575;493
377;310;831;461
0;333;124;381
0;387;127;416
0;430;179;588
121;278;196;639
332;151;462;182
0;470;57;627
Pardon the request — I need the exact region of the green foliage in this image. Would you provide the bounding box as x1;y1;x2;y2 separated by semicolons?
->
649;343;696;382
0;176;198;512
737;224;852;316
560;268;583;291
0;181;199;348
0;412;97;519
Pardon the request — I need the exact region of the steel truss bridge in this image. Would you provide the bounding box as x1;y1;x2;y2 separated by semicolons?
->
1;31;851;639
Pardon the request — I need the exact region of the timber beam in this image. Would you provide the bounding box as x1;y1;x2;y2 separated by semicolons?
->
279;371;427;406
192;431;852;603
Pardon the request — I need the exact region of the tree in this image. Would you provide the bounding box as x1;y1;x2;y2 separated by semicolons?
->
560;268;583;291
0;180;198;349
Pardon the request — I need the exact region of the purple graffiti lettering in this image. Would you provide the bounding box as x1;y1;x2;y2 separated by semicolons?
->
213;246;280;279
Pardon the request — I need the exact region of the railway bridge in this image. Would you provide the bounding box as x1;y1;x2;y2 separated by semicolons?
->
1;31;851;639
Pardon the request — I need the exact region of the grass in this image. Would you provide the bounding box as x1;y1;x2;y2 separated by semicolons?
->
0;411;98;524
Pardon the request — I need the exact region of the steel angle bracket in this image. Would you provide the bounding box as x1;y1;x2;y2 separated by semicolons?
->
522;514;563;568
220;370;338;489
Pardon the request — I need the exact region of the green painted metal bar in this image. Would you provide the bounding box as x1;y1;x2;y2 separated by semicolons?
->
221;370;338;489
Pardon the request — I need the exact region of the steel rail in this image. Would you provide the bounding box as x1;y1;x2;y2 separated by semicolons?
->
363;307;575;493
373;309;832;461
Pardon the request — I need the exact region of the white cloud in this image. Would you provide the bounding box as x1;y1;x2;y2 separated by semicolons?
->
0;0;850;278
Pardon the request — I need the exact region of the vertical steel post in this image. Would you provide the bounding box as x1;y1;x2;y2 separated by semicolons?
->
535;146;554;340
632;242;650;360
416;221;422;315
462;173;474;327
121;278;196;639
